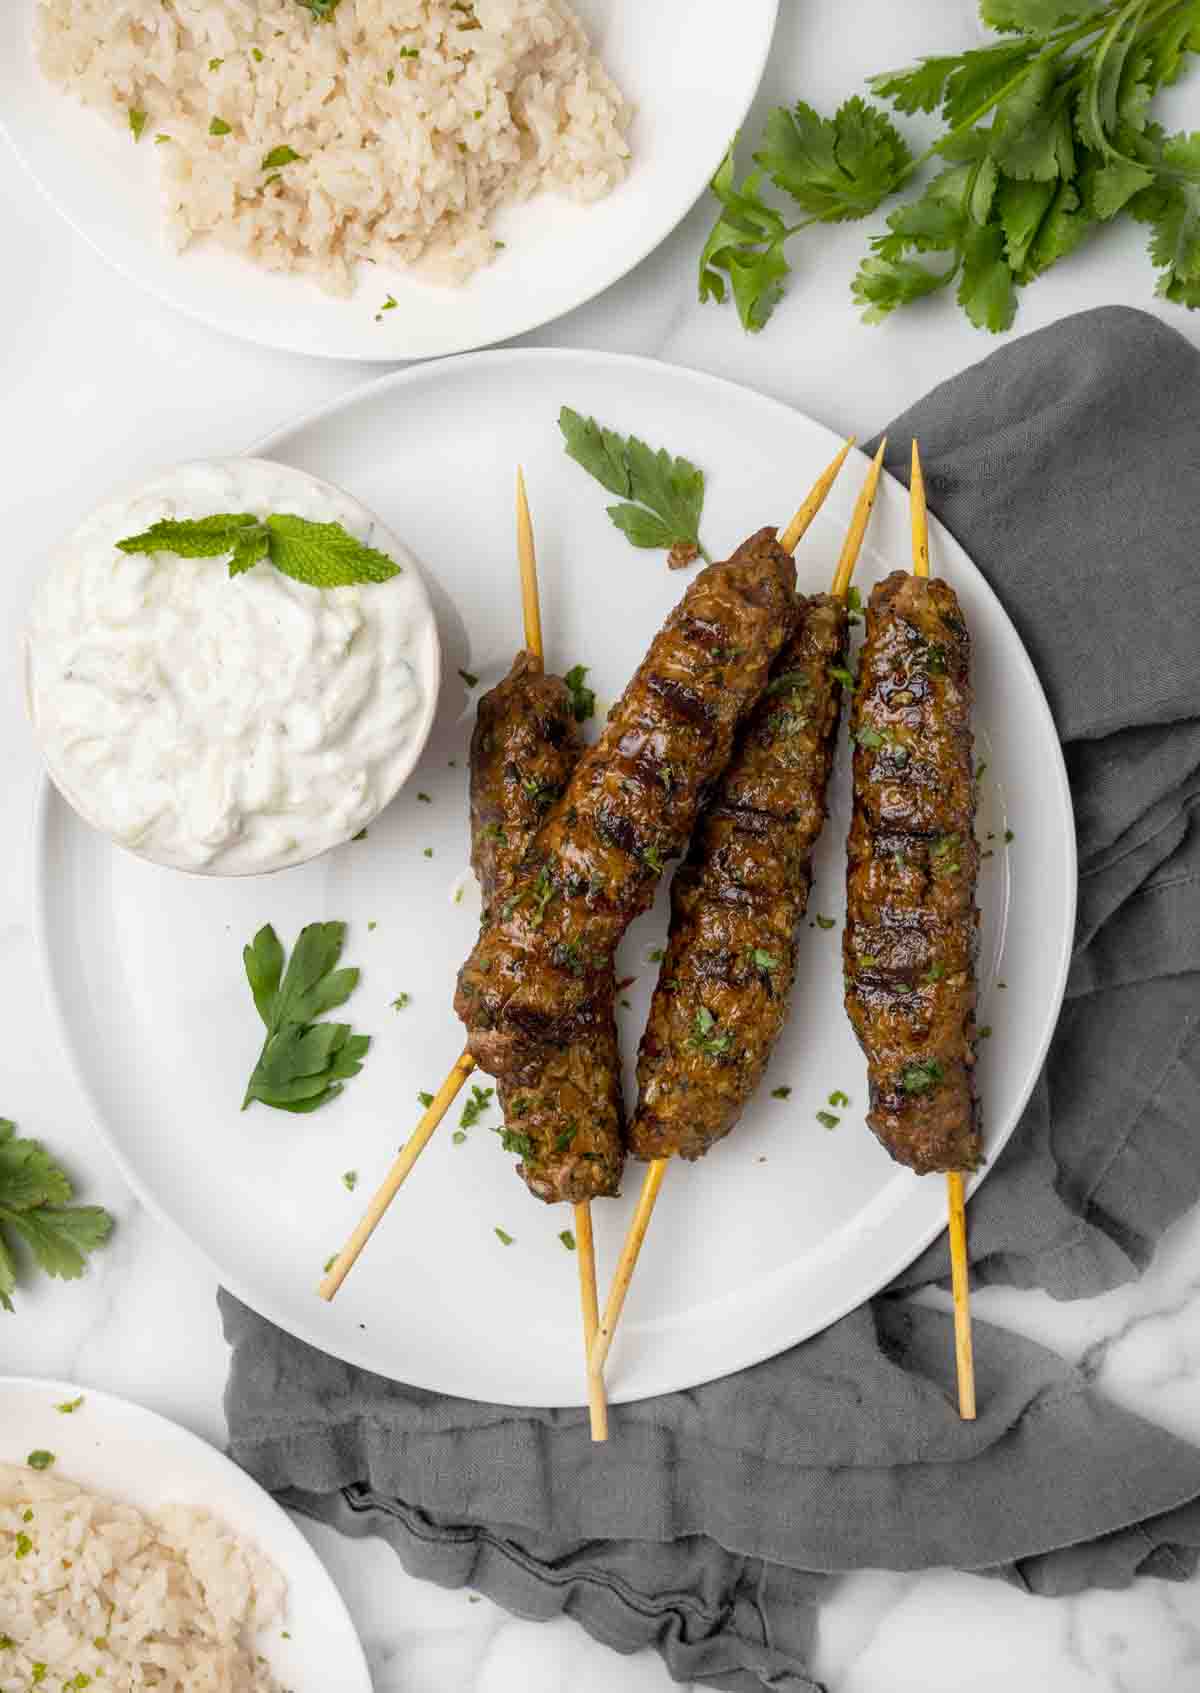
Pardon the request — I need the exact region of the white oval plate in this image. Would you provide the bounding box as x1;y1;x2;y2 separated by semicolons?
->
34;350;1075;1406
1;0;777;361
0;1377;369;1690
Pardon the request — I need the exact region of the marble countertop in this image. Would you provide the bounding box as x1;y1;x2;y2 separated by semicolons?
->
3;3;1199;1688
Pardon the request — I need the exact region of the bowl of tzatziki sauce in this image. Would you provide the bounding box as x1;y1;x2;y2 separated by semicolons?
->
23;458;441;875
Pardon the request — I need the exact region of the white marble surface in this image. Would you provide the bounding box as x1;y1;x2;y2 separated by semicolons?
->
3;3;1200;1689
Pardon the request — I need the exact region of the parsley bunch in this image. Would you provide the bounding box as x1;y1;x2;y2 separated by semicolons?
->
700;0;1200;333
0;1121;113;1310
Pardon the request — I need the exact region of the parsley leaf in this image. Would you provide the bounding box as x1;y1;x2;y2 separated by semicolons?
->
559;407;710;562
241;923;369;1114
262;145;304;170
900;1059;945;1095
686;1006;732;1058
563;663;596;723
128;109;147;142
0;1122;113;1311
116;512;401;589
755;96;912;221
295;0;344;17
460;1084;494;1129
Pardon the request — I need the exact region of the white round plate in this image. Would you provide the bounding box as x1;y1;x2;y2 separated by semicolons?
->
33;350;1076;1406
0;1377;369;1690
1;1;778;361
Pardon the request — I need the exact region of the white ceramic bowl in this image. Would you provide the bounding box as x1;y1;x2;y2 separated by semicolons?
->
24;458;441;874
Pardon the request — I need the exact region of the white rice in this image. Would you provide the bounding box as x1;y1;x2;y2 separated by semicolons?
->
35;0;632;293
0;1464;286;1691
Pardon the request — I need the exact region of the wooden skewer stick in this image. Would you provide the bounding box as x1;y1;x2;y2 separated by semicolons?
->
318;472;564;1308
588;442;866;1384
910;438;976;1423
516;469;609;1443
319;1049;475;1300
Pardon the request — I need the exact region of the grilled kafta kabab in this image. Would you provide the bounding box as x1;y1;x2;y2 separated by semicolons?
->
630;593;849;1161
455;528;799;1082
469;652;624;1203
843;571;982;1175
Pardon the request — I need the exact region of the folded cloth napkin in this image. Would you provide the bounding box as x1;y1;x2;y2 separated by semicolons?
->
222;305;1200;1693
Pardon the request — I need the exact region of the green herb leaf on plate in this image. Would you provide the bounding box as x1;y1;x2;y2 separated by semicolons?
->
241;923;369;1114
559;407;710;562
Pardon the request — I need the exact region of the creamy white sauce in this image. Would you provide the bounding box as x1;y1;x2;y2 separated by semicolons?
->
24;459;440;874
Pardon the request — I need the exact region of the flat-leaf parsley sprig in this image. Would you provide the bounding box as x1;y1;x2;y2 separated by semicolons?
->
558;407;711;564
0;1121;113;1310
699;1;1200;334
242;922;370;1114
116;512;401;588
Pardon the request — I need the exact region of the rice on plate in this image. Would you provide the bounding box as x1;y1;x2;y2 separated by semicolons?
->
35;0;632;293
0;1463;286;1691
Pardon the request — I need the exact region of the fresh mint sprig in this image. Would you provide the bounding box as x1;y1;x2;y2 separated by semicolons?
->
116;512;401;589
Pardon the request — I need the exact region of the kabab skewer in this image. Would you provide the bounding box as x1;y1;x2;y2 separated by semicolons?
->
911;442;976;1420
515;470;610;1443
842;439;979;1420
588;439;881;1385
319;477;626;1379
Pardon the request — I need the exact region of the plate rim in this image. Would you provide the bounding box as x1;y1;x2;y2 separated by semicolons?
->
1;0;780;363
0;1373;371;1691
31;347;1078;1404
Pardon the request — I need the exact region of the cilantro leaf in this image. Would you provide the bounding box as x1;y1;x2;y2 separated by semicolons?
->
957;223;1018;331
755;97;911;221
698;146;793;332
116;512;401;588
0;1122;113;1310
241;924;369;1114
559;408;710;561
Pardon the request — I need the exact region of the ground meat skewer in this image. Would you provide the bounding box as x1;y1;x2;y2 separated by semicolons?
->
455;527;801;1079
469;652;625;1205
629;592;849;1161
844;439;978;1419
585;438;868;1384
842;572;982;1176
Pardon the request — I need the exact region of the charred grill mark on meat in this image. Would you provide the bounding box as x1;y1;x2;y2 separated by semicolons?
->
843;571;982;1175
630;594;849;1162
468;653;624;1203
455;528;799;1073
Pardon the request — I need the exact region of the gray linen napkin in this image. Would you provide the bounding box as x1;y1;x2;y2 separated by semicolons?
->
221;305;1200;1693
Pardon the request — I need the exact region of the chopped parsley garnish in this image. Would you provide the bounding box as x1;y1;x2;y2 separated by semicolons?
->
900;1059;944;1095
324;1254;337;1273
208;57;224;71
559;1229;576;1251
816;1110;840;1130
815;914;836;930
398;45;420;58
262;145;304;170
14;1534;32;1560
924;961;947;983
647;947;665;963
554;1124;577;1154
458;667;479;688
423;847;434;858
209;116;232;136
846;585;863;625
642;844;665;874
128;108;147;142
766;667;809;696
386;67;396;84
975;759;988;782
978;1025;993;1040
750;947;779;972
859;953;878;968
391;993;411;1011
828;1090;849;1108
253;47;264;61
417;1090;435;1108
830;664;857;690
341;1170;357;1192
770;1086;792;1100
529;866;557;926
564;663;596;723
924;643;947;676
460;1084;494;1129
855;725;884;749
55;1397;84;1414
499;1127;534;1159
1004;829;1015;844
930;834;961;875
686;1005;732;1058
380;295;398;311
494;1227;514;1246
452;1130;467;1145
26;1452;55;1472
241;923;369;1114
417;792;432;804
